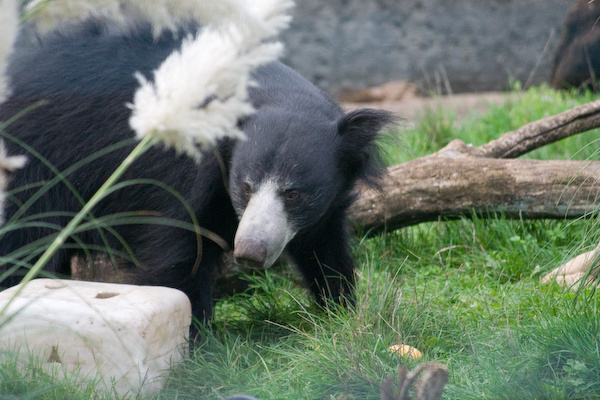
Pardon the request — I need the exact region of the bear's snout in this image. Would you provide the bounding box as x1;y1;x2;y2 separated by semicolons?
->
233;239;268;269
233;179;297;270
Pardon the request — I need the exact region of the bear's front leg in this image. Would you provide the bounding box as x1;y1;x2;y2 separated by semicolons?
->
287;211;356;307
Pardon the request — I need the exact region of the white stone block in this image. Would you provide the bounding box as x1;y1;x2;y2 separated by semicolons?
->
0;279;191;396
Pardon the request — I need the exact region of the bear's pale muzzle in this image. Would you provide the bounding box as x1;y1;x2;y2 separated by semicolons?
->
233;179;296;270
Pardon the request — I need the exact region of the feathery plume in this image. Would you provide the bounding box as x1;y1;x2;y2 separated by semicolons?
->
25;0;294;38
128;0;292;161
0;0;19;104
25;0;124;32
128;26;284;161
22;0;294;160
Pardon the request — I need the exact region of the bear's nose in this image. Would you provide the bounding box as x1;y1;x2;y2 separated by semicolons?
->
233;240;268;269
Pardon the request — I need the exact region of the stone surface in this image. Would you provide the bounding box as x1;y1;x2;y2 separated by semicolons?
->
0;279;191;396
281;0;574;96
542;242;600;288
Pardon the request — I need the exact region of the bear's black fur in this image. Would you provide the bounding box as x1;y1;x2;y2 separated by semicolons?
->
0;23;393;322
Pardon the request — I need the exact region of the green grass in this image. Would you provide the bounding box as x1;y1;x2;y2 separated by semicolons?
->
2;85;600;399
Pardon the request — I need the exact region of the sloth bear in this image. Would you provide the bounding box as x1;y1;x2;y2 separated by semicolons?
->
0;23;392;323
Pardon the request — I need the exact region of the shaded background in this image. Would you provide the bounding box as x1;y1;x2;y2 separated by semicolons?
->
280;0;573;97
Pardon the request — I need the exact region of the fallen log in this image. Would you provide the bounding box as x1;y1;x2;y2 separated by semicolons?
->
349;100;600;233
350;141;600;232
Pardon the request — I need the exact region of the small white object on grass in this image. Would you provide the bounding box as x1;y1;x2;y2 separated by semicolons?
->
0;279;191;397
542;241;600;289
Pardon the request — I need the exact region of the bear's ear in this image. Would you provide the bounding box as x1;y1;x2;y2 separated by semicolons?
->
337;108;395;187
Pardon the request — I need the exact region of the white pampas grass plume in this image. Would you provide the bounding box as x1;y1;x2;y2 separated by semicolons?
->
128;25;284;161
24;0;294;161
25;0;124;32
24;0;294;38
128;0;292;161
0;0;19;104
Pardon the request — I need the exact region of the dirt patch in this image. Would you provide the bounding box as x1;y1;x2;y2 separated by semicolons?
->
342;91;519;124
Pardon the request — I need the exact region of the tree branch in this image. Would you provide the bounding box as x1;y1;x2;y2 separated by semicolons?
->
471;99;600;158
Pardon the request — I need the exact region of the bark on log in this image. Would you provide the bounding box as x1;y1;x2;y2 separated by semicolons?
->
350;140;600;234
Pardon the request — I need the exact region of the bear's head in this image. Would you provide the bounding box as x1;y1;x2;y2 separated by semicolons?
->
229;106;392;270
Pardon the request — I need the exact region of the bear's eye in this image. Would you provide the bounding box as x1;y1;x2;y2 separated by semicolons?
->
285;190;300;202
241;183;252;201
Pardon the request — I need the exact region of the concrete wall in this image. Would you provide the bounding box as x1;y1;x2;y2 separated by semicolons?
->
280;0;574;96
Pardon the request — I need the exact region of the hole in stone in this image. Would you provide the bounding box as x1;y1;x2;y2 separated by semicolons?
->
45;282;66;289
95;291;119;299
47;346;62;363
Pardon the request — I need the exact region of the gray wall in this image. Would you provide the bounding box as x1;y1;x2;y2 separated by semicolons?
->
280;0;574;96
